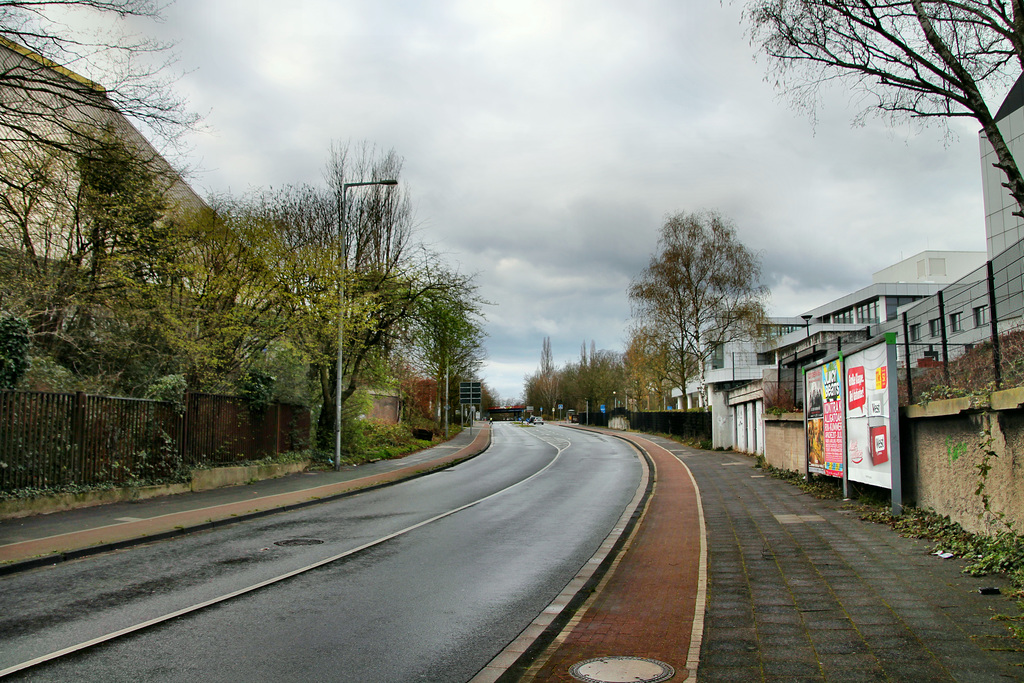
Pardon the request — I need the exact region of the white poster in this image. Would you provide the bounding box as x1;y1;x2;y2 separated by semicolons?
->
844;341;893;489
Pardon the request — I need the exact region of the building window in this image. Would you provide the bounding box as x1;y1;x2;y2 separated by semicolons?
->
711;344;724;370
855;300;879;324
929;318;941;337
974;305;989;327
833;308;854;324
909;324;921;341
949;311;962;333
886;295;923;321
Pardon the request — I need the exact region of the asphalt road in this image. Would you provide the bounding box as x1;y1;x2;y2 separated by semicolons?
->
0;423;642;682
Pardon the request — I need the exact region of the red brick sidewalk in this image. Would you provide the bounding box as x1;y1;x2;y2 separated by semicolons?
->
522;433;706;681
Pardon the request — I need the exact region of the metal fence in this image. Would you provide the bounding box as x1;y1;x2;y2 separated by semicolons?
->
578;409;711;441
628;410;712;441
876;240;1024;403
0;390;310;493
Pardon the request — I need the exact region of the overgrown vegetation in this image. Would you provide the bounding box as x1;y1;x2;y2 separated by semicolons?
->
0;315;30;389
753;454;844;499
902;328;1024;407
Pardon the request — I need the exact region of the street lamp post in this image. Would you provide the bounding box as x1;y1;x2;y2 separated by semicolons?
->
796;314;813;409
335;179;398;471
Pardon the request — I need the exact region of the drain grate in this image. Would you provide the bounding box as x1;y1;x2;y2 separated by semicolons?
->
569;656;676;683
274;538;325;547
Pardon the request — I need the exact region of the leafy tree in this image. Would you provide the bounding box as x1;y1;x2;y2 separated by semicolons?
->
551;340;625;416
407;279;487;428
624;324;677;410
0;314;30;389
0;126;180;391
163;198;293;391
238;369;275;414
144;373;186;413
629;210;767;407
745;0;1024;219
266;142;484;454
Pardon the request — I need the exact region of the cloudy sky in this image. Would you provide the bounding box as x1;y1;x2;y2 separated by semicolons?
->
114;1;988;400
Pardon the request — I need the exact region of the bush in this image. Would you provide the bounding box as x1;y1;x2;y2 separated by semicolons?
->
146;374;187;413
239;369;275;413
0;315;30;389
336;419;440;465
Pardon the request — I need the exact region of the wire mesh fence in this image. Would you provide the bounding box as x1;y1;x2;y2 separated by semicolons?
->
873;241;1024;404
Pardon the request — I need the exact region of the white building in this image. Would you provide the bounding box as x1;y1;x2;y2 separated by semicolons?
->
672;75;1024;455
980;74;1024;259
682;251;984;452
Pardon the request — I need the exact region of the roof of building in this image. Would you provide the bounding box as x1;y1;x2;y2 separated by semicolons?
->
0;35;105;93
995;72;1024;122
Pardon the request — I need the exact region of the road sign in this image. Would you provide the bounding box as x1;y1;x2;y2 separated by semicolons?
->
459;381;481;405
600;404;606;413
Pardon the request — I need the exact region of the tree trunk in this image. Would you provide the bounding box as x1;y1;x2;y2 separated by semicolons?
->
314;362;335;452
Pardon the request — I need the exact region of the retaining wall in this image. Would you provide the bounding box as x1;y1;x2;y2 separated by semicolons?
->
0;460;311;520
902;388;1024;534
763;413;806;474
762;388;1024;535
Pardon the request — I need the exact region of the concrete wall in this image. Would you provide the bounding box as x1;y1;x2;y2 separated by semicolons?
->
368;390;401;423
709;385;733;449
903;388;1024;534
762;388;1024;536
0;460;311;520
763;414;806;473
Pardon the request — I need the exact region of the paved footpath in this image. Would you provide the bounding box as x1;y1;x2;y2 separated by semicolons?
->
504;429;1024;683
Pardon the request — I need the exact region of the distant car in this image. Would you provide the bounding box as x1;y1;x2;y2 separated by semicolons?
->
532;416;544;425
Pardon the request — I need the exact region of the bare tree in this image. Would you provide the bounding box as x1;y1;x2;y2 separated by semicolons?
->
745;0;1024;219
629;210;767;407
0;1;197;154
524;336;560;417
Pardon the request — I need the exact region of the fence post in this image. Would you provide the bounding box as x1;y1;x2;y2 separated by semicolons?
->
72;391;86;484
902;312;914;404
179;390;191;465
937;290;950;385
276;402;283;455
987;260;1003;389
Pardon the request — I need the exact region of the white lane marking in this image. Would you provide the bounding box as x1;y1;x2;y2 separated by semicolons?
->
0;427;567;679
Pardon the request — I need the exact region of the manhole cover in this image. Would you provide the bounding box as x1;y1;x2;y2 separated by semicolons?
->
274;538;324;546
569;656;675;683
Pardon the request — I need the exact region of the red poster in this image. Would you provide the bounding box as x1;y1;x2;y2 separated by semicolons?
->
870;425;889;465
847;366;866;411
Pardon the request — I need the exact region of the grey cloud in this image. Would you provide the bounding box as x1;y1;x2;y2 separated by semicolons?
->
131;0;995;399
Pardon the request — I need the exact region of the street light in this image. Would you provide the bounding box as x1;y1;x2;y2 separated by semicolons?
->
335;179;398;471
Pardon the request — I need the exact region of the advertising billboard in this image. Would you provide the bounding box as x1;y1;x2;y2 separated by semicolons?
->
821;359;845;478
845;341;897;489
805;359;844;478
805;366;825;475
802;335;902;513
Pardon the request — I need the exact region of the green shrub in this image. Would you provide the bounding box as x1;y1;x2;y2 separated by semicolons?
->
0;315;30;390
239;369;275;413
146;374;188;413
